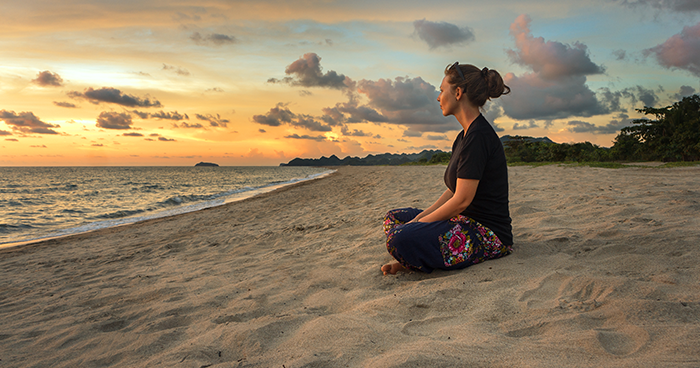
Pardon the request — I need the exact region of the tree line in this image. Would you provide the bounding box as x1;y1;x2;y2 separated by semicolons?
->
429;94;700;164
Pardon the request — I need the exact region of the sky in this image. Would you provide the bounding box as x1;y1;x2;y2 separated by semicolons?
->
1;0;699;166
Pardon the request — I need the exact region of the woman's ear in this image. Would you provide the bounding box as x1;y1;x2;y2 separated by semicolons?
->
455;86;463;101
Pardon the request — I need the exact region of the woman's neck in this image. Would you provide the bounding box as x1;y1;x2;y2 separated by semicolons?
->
454;104;481;133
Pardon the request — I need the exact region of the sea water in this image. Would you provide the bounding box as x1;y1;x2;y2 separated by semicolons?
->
0;166;333;247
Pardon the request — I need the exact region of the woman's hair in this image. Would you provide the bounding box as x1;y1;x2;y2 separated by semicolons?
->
444;63;510;107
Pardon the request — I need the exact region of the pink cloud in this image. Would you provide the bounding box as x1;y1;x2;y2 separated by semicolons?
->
500;15;607;121
645;22;700;76
507;14;604;80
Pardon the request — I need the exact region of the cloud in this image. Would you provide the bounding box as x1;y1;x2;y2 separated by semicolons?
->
407;145;438;150
512;120;539;130
68;87;161;107
503;73;608;120
617;0;700;12
598;85;660;111
0;110;61;134
426;134;449;140
292;114;332;132
32;70;63;87
284;134;327;141
53;101;77;108
612;49;627;60
403;130;423;137
268;53;349;90
153;110;189;120
316;76;457;134
354;76;455;132
507;15;604;80
32;71;64;87
341;126;373;136
158;136;176;142
332;103;389;124
483;102;506;132
195;113;229;127
598;87;633;112
191;32;237;46
173;11;202;22
205;87;224;93
1;130;12;136
252;103;333;131
566;113;633;134
252;103;294;126
673;85;697;100
162;64;190;76
501;15;608;121
174;122;205;129
644;22;700;76
122;132;144;137
264;53;457;133
259;129;266;133
634;85;659;107
96;111;133;130
131;110;150;119
413;19;475;49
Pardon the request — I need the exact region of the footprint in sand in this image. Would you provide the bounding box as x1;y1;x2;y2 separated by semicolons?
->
519;272;612;311
516;272;649;356
596;330;637;356
593;323;649;357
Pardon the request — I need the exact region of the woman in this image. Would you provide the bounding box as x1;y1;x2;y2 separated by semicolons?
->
381;62;513;275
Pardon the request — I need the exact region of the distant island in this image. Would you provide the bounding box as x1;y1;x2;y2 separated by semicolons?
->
195;162;219;167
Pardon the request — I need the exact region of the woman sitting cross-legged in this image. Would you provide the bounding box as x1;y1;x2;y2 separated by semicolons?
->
381;62;513;275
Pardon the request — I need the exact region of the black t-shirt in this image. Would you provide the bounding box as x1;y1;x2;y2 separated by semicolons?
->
444;114;513;246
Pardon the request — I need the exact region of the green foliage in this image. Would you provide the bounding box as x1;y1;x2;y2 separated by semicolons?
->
501;95;700;164
410;94;700;166
502;137;610;163
428;151;451;164
612;94;700;161
406;151;451;165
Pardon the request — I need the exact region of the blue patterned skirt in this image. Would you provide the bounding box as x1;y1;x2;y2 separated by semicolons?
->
383;208;512;273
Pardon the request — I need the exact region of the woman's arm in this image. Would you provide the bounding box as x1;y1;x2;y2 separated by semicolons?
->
410;188;454;223
417;178;479;222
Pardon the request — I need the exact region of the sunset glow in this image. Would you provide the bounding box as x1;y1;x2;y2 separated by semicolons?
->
2;0;699;166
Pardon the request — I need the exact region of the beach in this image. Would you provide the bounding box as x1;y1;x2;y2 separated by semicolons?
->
1;165;699;367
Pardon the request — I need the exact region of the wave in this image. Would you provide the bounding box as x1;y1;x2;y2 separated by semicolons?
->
0;168;335;248
95;209;146;219
0;224;35;234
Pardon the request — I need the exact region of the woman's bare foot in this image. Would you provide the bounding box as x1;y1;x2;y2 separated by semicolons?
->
381;262;406;275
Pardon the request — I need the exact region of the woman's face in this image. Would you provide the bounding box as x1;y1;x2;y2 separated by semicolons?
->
437;76;458;117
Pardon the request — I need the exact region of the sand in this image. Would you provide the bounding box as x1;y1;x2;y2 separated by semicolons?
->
1;165;699;367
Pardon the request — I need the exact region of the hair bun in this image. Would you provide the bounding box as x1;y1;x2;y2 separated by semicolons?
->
443;63;510;107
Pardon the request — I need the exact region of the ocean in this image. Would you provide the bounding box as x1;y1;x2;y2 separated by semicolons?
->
0;166;333;247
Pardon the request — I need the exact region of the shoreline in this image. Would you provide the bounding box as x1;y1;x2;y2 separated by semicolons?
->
0;168;336;250
1;165;699;367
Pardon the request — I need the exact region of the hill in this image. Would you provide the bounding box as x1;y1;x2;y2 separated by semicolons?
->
280;150;445;166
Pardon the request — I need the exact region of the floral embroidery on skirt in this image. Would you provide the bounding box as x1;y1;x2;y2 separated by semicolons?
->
383;208;511;273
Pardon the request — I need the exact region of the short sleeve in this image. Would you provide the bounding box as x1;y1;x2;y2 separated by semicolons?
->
456;130;488;181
